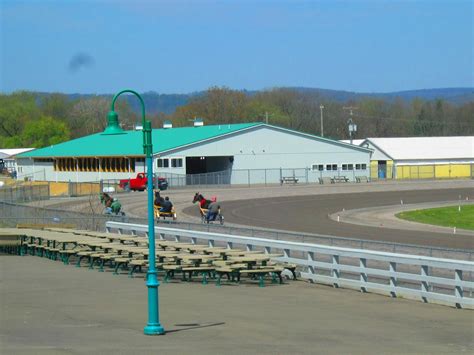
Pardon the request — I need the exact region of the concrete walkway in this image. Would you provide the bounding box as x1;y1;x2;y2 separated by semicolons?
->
1;255;473;354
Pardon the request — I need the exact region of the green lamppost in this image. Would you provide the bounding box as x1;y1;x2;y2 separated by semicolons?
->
103;89;164;335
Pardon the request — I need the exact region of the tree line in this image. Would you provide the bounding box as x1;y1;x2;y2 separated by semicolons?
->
0;87;473;149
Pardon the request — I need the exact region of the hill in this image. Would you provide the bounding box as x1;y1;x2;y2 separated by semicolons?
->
64;87;473;115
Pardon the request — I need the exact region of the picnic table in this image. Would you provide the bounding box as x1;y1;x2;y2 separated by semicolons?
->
330;176;349;183
280;176;299;185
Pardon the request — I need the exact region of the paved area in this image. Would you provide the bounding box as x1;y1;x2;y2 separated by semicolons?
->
1;255;473;354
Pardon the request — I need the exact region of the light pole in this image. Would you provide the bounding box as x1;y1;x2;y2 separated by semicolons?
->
343;106;358;145
319;105;324;137
103;89;164;335
348;118;357;145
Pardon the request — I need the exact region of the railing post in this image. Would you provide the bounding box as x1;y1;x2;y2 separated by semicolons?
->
307;251;315;283
454;269;463;308
360;258;368;292
421;265;429;303
332;255;340;288
389;262;397;298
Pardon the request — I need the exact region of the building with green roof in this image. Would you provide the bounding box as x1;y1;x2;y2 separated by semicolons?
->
16;121;371;185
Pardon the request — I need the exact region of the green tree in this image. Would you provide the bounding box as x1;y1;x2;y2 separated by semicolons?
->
20;116;70;148
0;92;40;147
39;93;73;121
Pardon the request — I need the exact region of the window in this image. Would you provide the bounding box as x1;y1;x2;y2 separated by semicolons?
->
356;163;367;170
171;158;183;168
157;158;169;168
312;164;324;171
361;164;367;170
356;164;361;170
326;164;338;171
348;164;353;170
342;164;348;171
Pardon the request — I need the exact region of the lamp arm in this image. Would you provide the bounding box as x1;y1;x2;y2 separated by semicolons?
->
110;89;146;125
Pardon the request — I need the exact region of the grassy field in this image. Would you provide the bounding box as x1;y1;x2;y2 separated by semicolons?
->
396;204;474;230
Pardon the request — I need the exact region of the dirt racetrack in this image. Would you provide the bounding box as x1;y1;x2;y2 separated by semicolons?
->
216;188;473;250
35;180;473;250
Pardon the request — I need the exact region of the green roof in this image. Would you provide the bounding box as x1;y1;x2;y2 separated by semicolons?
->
18;123;261;158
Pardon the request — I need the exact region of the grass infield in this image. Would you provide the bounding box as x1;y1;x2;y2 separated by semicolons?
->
396;204;474;231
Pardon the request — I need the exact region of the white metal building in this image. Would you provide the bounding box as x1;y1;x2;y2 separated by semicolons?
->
359;137;474;179
16;122;372;185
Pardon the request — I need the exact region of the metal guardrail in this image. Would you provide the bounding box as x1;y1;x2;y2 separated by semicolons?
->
155;219;473;261
106;221;474;309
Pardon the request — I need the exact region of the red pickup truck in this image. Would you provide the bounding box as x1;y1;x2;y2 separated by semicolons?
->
119;173;168;191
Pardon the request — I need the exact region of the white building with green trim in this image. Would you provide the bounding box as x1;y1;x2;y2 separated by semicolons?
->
16;122;372;185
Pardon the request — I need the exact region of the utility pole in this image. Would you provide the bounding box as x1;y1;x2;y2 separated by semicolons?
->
319;105;324;137
343;106;358;144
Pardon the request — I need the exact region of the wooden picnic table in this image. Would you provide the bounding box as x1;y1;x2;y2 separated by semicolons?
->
228;253;284;267
177;254;220;265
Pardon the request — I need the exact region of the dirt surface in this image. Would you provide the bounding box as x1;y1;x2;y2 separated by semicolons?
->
33;179;474;250
217;188;474;250
2;255;473;354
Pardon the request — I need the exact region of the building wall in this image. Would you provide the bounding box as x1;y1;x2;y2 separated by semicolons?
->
395;161;473;179
363;142;391;161
159;126;370;184
16;158;147;183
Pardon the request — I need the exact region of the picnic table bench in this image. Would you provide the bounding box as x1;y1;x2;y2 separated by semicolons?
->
318;177;332;184
280;176;299;185
330;176;349;183
215;265;284;287
355;176;370;183
0;232;23;254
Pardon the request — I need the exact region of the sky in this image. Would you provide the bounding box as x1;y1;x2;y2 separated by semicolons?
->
0;0;472;94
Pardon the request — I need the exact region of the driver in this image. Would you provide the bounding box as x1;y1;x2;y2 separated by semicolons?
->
206;199;220;222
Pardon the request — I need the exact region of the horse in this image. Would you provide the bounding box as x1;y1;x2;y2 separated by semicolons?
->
192;192;212;209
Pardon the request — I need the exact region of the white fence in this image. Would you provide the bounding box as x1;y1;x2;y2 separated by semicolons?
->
106;221;474;309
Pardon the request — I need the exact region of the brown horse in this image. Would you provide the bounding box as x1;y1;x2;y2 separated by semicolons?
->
192;193;211;209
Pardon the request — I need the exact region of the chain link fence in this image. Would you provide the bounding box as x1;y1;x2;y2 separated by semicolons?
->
0;184;50;203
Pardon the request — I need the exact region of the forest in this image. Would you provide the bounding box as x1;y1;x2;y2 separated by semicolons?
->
0;87;473;148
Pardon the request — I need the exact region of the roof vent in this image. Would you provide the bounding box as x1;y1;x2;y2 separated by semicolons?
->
163;120;172;129
193;118;204;127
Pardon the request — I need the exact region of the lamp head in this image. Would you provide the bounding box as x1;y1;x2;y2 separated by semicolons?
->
102;110;125;135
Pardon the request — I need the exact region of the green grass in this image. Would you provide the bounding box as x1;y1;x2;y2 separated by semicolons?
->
396;205;474;230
